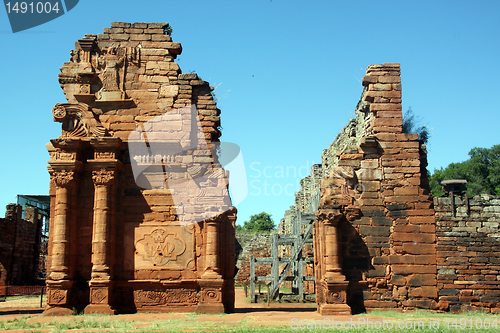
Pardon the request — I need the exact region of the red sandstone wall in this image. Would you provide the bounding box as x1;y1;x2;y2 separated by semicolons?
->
0;204;42;287
436;194;500;313
318;64;439;313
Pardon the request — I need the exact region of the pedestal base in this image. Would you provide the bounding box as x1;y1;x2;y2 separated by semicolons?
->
43;306;74;316
84;303;117;315
195;302;225;313
318;303;352;315
195;278;225;314
316;280;351;315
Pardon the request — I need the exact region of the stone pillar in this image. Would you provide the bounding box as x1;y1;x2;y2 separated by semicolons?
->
323;213;344;281
85;138;121;314
84;169;116;314
196;215;224;313
315;206;351;315
44;169;78;315
203;220;221;279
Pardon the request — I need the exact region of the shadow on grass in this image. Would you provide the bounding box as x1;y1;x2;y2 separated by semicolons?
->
0;309;44;315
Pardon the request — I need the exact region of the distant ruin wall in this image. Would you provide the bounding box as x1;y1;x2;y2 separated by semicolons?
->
0;204;42;288
234;234;271;284
436;194;500;313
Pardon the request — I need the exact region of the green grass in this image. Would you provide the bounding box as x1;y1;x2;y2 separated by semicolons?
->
1;310;499;332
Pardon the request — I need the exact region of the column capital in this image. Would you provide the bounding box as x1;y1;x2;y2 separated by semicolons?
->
316;206;343;226
92;168;116;186
52;170;76;187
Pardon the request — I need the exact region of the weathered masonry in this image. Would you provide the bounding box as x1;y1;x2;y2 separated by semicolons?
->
313;63;438;314
0;204;43;293
436;194;500;313
278;63;500;314
44;22;236;315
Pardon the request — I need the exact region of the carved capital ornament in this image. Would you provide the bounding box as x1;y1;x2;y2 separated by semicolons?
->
92;169;115;186
53;170;75;187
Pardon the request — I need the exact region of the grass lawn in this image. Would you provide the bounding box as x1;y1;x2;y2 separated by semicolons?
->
0;310;499;332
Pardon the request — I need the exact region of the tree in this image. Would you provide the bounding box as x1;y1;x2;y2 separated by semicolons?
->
402;107;430;145
237;212;276;233
429;144;500;197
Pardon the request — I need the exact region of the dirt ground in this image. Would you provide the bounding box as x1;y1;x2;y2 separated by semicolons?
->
0;288;386;329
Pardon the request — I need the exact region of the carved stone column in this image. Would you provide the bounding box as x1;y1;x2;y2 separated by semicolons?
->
315;206;351;315
85;138;121;314
44;169;79;315
84;169;116;314
203;220;222;279
196;215;224;313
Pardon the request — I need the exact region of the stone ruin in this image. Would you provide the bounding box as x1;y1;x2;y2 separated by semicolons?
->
0;204;43;293
44;22;237;315
278;63;500;314
43;22;500;316
275;63;438;314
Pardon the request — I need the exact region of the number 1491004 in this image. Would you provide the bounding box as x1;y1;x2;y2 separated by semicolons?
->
5;2;60;14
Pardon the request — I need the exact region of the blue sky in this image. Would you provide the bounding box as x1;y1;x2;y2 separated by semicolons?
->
1;0;499;226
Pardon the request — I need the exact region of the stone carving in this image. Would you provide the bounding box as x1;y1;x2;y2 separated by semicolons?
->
52;103;107;138
70;49;80;63
91;289;107;304
134;289;199;305
135;229;186;266
96;46;138;101
53;170;75;187
92;169;115;186
48;289;66;304
327;290;346;304
201;288;221;303
50;150;76;161
94;151;115;160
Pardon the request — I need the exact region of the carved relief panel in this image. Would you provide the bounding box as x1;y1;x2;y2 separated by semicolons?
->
124;224;195;271
133;288;199;306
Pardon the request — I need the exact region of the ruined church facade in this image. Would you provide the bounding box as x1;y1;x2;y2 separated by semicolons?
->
45;22;236;315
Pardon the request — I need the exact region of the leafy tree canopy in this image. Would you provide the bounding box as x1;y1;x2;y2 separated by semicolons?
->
402;107;430;145
235;212;276;233
430;144;500;197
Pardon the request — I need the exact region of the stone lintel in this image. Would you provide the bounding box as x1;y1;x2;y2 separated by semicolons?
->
50;138;84;150
48;160;83;173
87;159;123;171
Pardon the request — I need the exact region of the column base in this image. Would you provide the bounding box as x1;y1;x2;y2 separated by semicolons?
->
316;280;351;315
195;302;225;313
318;303;352;315
84;303;117;315
196;279;225;314
43;306;74;316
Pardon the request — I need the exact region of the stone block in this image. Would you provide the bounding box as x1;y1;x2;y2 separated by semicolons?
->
407;274;436;286
111;22;131;28
159;85;179;98
403;243;436;255
131;34;152;41
109;34;130;41
378;76;401;83
373;117;404;127
362;75;378;86
359;226;390;237
371;83;392;91
370;103;402;111
392;265;437;275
